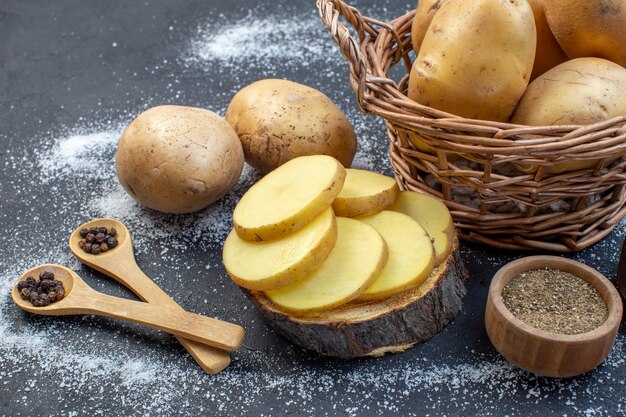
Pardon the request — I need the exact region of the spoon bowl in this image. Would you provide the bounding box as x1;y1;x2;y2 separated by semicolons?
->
12;264;78;314
69;218;130;263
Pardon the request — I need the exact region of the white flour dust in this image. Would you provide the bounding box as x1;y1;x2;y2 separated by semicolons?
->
186;13;335;66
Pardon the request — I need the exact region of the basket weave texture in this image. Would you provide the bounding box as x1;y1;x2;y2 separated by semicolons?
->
317;0;626;252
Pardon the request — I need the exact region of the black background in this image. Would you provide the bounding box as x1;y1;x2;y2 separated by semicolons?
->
1;0;625;416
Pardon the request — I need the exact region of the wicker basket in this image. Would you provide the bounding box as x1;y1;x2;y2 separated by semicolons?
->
317;0;626;252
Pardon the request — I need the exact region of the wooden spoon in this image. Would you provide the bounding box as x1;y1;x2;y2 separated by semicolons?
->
68;218;233;374
13;264;244;351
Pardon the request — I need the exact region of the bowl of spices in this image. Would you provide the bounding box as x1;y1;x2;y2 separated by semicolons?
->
485;256;622;378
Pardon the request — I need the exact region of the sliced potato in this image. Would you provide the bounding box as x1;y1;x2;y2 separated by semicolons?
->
389;191;455;265
332;168;400;217
223;208;337;291
264;217;388;313
357;211;435;300
233;155;346;242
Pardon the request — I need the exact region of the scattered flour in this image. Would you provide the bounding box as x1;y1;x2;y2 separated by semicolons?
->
186;13;335;65
1;5;625;417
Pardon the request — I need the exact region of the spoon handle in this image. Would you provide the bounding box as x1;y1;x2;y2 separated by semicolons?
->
74;243;232;374
77;290;245;351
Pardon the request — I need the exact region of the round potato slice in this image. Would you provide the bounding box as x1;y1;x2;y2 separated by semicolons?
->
357;211;435;300
233;155;346;242
389;191;455;265
223;208;337;291
264;217;388;313
332;168;400;217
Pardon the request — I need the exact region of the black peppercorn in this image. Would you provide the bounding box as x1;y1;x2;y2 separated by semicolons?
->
32;293;51;307
16;271;65;306
77;224;119;255
39;271;54;281
39;280;54;293
20;287;32;300
17;277;35;291
79;228;89;238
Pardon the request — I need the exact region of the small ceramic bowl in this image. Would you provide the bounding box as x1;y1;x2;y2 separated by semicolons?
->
485;256;623;378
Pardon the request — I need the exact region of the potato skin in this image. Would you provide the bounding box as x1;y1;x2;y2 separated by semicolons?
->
411;0;447;53
225;79;356;174
528;0;568;80
544;0;626;67
408;0;536;121
511;58;626;126
511;58;626;173
115;105;244;213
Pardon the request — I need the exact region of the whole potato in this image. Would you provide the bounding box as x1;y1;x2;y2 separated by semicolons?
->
511;58;626;173
411;0;447;53
512;58;626;126
408;0;536;122
528;0;568;80
116;105;244;213
544;0;626;67
225;79;356;173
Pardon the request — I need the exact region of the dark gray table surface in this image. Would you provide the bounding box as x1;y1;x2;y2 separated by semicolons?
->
1;0;625;416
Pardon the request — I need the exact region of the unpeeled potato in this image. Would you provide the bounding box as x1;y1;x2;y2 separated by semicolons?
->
225;79;356;174
512;58;626;126
411;0;447;53
511;57;626;173
528;0;568;80
544;0;626;67
115;105;244;214
408;0;536;122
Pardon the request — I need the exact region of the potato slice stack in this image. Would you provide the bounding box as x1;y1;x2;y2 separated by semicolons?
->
222;155;457;315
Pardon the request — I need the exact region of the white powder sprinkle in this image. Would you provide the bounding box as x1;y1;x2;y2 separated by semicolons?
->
3;121;625;416
187;14;334;64
2;6;625;416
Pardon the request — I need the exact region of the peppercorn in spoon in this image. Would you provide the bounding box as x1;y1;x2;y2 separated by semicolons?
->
68;218;233;374
13;264;245;351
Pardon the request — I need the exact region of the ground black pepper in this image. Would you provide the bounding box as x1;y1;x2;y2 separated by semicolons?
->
78;226;118;255
17;271;65;307
502;267;609;335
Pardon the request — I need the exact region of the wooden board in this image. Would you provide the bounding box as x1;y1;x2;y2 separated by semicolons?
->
245;238;467;358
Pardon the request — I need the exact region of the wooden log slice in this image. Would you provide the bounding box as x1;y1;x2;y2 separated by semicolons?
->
244;238;467;358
